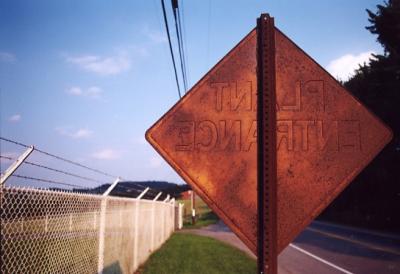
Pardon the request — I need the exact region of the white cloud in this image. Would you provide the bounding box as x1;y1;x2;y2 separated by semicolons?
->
142;25;167;44
56;127;93;139
66;53;131;76
132;46;149;57
9;114;21;122
327;51;375;81
70;129;93;139
91;149;120;160
86;86;102;98
66;87;83;96
0;51;16;63
147;31;167;44
149;155;163;168
66;86;103;99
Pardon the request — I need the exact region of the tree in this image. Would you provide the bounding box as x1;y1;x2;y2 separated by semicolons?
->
366;0;400;58
320;0;400;232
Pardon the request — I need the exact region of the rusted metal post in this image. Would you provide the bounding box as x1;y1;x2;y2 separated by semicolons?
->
257;13;278;274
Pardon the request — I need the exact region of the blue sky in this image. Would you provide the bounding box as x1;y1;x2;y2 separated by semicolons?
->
0;0;384;188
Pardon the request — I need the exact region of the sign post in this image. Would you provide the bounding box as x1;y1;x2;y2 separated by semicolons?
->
257;14;277;274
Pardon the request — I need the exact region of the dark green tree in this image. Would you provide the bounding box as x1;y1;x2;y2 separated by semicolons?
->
366;0;400;58
320;0;400;232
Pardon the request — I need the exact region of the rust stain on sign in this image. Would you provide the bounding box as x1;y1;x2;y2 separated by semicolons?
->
146;28;392;254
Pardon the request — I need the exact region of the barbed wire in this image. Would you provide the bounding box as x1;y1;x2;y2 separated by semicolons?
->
11;174;87;189
120;181;151;190
115;184;160;197
1;155;107;185
0;137;164;198
0;155;13;161
2;153;161;196
0;137;30;149
0;136;117;178
25;161;108;185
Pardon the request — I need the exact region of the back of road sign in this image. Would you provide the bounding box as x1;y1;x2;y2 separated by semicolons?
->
146;27;392;254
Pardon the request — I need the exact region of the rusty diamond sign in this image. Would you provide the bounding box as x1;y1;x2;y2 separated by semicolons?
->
145;25;392;255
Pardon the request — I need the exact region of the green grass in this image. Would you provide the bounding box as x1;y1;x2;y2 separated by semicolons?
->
141;234;256;274
178;197;219;229
183;211;219;229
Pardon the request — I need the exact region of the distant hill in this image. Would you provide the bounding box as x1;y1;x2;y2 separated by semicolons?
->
75;180;190;200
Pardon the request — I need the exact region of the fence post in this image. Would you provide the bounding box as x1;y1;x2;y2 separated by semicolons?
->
170;198;175;235
151;192;162;251
179;203;184;229
119;210;122;228
98;177;120;274
1;146;34;185
133;187;149;271
162;195;169;241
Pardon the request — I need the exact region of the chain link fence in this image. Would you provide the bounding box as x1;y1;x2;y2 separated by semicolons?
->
1;185;177;274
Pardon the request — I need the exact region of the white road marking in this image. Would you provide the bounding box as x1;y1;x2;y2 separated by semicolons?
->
289;244;354;274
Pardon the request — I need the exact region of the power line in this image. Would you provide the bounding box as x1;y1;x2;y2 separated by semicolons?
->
171;0;188;92
161;0;182;99
206;0;212;68
177;6;189;90
180;0;190;88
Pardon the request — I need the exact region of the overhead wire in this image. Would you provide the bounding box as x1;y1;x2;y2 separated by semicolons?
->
206;0;212;69
171;0;188;92
180;0;190;88
161;0;182;99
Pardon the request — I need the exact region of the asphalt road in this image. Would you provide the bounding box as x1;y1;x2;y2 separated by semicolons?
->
181;220;400;274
